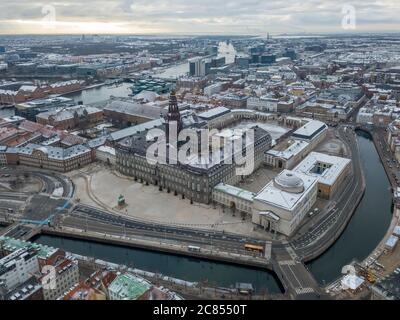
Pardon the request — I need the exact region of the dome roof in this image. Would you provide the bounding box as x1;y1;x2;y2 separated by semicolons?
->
35;146;49;155
274;172;305;193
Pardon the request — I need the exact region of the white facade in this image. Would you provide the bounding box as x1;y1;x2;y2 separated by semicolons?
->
43;259;79;300
293;152;351;186
292;120;328;150
247;96;278;112
357;107;374;124
213;183;255;215
252;170;318;236
265;139;310;169
293;152;351;199
96;146;116;165
0;249;40;291
204;83;223;96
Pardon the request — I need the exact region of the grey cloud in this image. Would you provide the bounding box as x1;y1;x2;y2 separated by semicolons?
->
0;0;398;33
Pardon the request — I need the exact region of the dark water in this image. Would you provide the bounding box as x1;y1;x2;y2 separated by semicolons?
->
35;131;393;291
35;235;283;294
64;82;133;105
307;131;393;284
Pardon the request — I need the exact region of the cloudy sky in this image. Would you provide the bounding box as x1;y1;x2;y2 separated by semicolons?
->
1;0;399;35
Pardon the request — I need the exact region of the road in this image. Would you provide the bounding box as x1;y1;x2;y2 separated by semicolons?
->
0;166;74;198
0;126;366;299
288;125;365;260
64;204;268;257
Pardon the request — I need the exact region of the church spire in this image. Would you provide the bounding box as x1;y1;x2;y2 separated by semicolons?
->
166;90;181;141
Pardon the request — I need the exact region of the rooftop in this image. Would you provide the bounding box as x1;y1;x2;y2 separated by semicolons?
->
104;100;166;120
214;183;255;202
198;106;231;120
108;273;151;300
18;143;91;160
292;120;327;140
109;118;164;142
293;152;351;186
0;236;58;260
254;170;318;211
372;269;400;300
266;139;309;160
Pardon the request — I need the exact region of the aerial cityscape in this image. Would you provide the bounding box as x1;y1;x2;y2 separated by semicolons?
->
0;1;400;306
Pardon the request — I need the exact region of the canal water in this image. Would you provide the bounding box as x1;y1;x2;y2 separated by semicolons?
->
34;131;394;292
35;235;282;294
63;82;133;105
307;131;393;284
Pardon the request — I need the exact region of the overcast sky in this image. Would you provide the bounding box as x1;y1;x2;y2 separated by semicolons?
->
1;0;399;35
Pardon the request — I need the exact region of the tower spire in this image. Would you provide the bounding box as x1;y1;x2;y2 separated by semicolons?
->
166;91;181;141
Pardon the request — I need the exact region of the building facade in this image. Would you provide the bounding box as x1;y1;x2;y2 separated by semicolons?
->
42;258;79;301
293;152;352;199
12;144;92;172
212;183;255;215
115;93;272;204
0;248;40;292
252;170;318;236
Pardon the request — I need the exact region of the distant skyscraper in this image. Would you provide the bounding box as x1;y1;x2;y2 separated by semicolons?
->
188;57;207;77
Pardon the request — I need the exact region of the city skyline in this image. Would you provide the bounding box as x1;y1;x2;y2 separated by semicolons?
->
1;0;400;35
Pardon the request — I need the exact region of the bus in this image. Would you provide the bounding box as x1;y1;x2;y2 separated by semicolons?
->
244;244;264;254
188;245;201;252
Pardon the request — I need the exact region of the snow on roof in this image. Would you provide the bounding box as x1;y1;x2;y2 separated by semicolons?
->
109;118;164;141
394;187;400;199
259;211;280;221
0;90;18;96
292;120;327;140
104;100;166;119
19;85;37;92
266;140;309;160
254;170;318;211
133;90;159;102
386;235;399;249
198;106;230;120
293;152;351;186
393;226;400;237
36;105;101;121
97;146;115;156
341;274;364;290
214;183;255;202
17;143;90;160
50;80;82;88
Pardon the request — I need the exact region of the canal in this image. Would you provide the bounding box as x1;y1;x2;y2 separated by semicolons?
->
307;130;393;284
63;82;133;105
35;235;283;294
34;131;394;293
